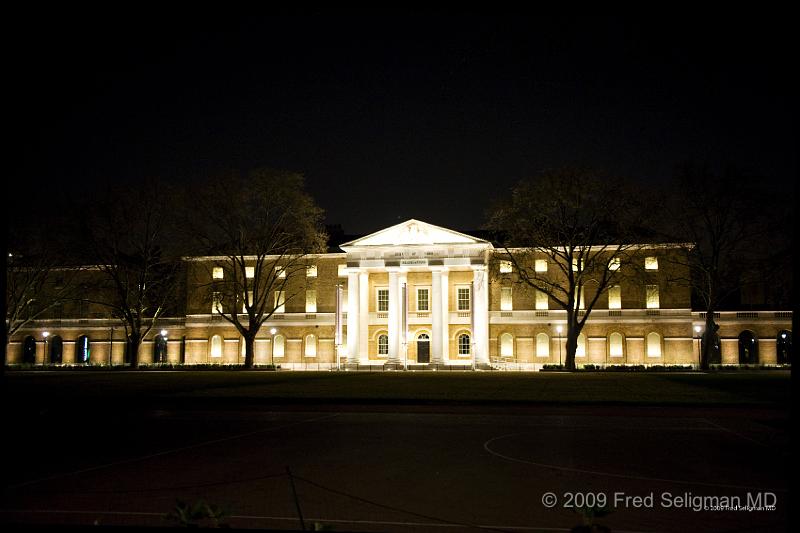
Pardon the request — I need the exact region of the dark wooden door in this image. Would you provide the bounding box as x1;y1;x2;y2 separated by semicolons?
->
417;340;430;363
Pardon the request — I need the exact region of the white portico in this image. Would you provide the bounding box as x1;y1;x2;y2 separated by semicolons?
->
340;219;492;368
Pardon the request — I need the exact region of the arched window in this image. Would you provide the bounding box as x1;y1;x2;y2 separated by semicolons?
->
500;333;514;357
153;334;168;363
22;336;36;364
458;333;471;355
305;334;317;357
776;330;792;365
536;333;549;357
210;335;223;358
273;334;285;358
609;332;623;358
377;334;389;356
49;336;63;365
646;332;661;357
75;335;91;364
738;331;758;364
576;333;586;357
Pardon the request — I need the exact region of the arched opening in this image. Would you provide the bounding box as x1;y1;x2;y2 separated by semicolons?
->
738;331;759;365
646;332;662;358
536;333;550;357
576;333;586;358
153;334;168;364
273;334;285;359
417;332;430;363
609;332;624;358
210;335;223;359
22;336;36;364
304;334;317;357
776;330;792;365
49;336;63;365
377;334;388;356
458;333;471;356
75;335;91;364
500;333;514;357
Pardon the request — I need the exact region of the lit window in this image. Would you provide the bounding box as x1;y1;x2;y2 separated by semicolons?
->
245;266;255;278
609;332;623;357
377;289;389;312
535;259;548;272
574;287;585;310
273;334;285;358
500;287;513;311
417;288;429;311
304;334;317;357
535;289;549;310
242;291;253;312
378;334;388;356
500;333;513;357
536;333;550;357
338;264;347;277
647;332;662;357
306;265;317;278
210;335;223;358
576;333;586;357
572;258;584;272
608;257;620;271
212;292;223;314
608;285;621;309
274;291;285;313
457;287;471;311
212;267;224;279
458;334;471;355
499;260;512;273
306;289;317;313
276;266;286;278
645;257;658;270
646;285;660;309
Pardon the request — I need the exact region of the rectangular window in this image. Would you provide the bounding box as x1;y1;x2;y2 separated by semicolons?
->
535;289;549;310
306;265;317;278
535;259;548;272
645;256;659;270
242;291;253;313
608;257;620;271
646;285;660;309
245;266;255;279
573;287;585;310
338;264;348;277
274;291;285;313
500;287;513;311
377;288;389;312
306;289;317;313
212;292;223;314
457;286;471;311
417;288;429;311
608;285;621;309
212;267;224;279
276;266;286;278
572;257;584;272
499;260;512;273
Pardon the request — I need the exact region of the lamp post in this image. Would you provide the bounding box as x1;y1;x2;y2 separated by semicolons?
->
556;325;563;367
694;325;702;369
160;329;168;364
270;328;277;370
42;331;50;367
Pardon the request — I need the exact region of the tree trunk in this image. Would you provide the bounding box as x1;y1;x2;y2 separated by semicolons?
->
126;335;142;368
564;332;578;371
243;335;255;369
700;311;718;371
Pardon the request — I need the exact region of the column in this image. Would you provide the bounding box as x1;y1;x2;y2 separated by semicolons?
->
387;269;401;364
358;271;369;361
473;267;490;365
441;270;449;363
346;270;360;365
431;270;443;364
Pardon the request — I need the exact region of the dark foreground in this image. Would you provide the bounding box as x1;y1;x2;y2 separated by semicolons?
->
1;371;790;532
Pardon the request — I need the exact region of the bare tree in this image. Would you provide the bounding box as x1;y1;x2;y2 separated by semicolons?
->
487;167;650;371
81;182;180;368
187;168;326;369
658;165;786;369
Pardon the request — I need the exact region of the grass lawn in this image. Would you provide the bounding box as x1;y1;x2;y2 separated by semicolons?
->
2;369;790;407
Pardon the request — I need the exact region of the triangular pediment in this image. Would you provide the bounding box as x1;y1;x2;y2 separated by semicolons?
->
340;219;488;248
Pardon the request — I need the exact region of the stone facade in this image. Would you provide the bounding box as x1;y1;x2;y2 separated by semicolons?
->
6;219;793;369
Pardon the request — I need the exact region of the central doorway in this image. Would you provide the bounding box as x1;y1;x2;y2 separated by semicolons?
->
417;333;430;363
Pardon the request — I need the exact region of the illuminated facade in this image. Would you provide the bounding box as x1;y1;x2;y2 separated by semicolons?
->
7;220;793;369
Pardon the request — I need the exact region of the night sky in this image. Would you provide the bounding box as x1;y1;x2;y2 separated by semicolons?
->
10;14;795;235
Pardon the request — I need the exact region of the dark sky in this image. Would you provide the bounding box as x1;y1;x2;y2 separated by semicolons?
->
10;14;795;234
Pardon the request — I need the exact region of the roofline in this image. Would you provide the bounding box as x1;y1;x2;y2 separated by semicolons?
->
340;218;491;248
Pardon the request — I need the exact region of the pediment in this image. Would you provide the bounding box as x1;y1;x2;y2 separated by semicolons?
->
340;219;488;248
